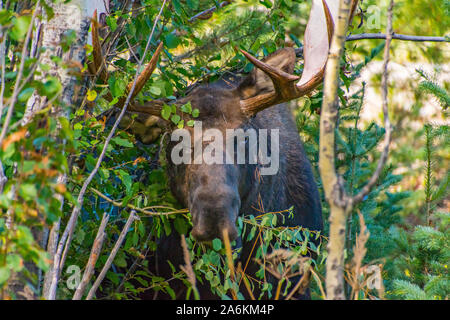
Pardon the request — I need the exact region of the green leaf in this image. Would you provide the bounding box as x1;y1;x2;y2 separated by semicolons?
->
109;76;127;98
186;0;199;10
0;267;11;285
19;184;37;201
166;286;176;300
106;15;118;32
174;217;188;235
212;238;222;251
0;9;12;25
259;0;273;8
205;270;214;281
165;33;180;49
43;77;62;96
118;169;132;193
149;86;162;96
7;254;23;272
18;88;35;102
9;15;31;41
107;271;120;285
114;254;128;268
112;136;133;148
171;114;181;125
192;109;200;118
75;229;85;244
180;102;192;114
161;104;172;120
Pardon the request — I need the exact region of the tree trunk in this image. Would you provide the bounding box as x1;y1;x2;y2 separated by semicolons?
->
320;0;353;300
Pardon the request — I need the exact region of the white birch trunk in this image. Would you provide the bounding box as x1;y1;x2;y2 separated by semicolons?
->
23;0;108;124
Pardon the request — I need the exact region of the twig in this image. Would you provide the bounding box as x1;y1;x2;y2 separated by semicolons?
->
75;180;186;216
0;160;6;193
285;267;311;300
347;33;447;42
222;229;237;300
0;24;7;126
86;210;137;300
42;218;60;299
236;263;255;300
124;35;139;62
180;235;199;300
73;212;109;300
188;1;231;23
310;267;327;299
349;210;369;300
0;1;40;147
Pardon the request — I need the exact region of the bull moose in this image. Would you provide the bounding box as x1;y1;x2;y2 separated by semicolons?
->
97;0;340;299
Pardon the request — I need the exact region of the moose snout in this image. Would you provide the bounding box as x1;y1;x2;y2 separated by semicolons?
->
190;187;240;242
191;221;238;242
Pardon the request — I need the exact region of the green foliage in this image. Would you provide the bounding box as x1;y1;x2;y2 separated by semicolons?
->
0;0;447;300
386;123;449;300
389;213;449;300
416;69;450;109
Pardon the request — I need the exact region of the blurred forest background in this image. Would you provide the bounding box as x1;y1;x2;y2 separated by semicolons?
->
0;0;448;300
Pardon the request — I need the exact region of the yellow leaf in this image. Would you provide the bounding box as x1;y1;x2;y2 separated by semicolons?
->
87;89;97;101
27;209;38;217
55;183;66;194
2;128;27;151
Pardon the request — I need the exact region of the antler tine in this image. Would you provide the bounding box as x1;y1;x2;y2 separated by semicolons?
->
349;0;360;25
323;0;335;44
87;11;165;119
239;49;300;84
89;10;109;83
127;41;164;101
239;49;300;97
124;42;166;116
296;0;335;92
239;0;337;116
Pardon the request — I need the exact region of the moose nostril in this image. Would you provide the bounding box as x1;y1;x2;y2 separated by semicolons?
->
191;223;239;242
191;226;213;242
223;226;238;242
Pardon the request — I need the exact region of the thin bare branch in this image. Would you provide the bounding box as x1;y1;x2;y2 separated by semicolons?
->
73;212;109;300
86;182;186;216
285;267;311;300
0;160;6;193
180;235;199;300
0;25;7;126
42;219;60;299
348;210;370;300
188;1;231;23
347;33;448;42
86;211;137;300
222;229;237;300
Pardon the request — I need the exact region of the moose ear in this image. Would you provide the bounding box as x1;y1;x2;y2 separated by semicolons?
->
237;47;296;100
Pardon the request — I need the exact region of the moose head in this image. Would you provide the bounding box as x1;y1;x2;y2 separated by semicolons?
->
93;0;344;242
